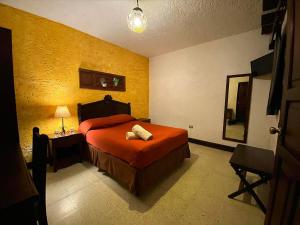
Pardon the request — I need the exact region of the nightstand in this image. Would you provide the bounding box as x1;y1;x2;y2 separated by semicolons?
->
137;118;151;123
48;131;84;172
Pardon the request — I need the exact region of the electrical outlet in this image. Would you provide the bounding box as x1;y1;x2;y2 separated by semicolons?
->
189;125;193;129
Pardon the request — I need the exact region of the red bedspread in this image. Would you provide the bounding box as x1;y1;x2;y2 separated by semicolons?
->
85;121;188;169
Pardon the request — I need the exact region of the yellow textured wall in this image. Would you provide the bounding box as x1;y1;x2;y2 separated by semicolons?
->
0;4;149;149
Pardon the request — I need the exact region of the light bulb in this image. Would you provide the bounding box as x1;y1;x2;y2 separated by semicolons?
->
134;18;142;26
127;7;147;33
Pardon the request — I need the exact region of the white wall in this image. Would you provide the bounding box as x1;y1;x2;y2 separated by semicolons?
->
150;29;278;149
247;78;279;150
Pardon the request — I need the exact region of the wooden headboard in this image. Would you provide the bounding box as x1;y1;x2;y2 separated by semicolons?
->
77;95;131;124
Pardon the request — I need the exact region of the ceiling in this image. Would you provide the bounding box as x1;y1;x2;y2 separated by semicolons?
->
0;0;262;57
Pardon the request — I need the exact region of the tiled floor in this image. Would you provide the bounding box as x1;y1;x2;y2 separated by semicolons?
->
46;143;266;225
225;123;245;140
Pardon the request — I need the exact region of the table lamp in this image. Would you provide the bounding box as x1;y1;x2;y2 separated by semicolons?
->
55;106;71;134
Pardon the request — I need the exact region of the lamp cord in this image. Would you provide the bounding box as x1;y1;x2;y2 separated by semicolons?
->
137;0;139;7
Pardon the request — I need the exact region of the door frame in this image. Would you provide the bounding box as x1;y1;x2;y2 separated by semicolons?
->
236;81;250;122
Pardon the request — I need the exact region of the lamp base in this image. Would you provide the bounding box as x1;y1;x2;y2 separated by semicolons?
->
61;117;66;134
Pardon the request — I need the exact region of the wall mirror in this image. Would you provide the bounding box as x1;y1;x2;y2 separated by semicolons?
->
223;74;252;143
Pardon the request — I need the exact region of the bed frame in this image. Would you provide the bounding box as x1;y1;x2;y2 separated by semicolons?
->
77;95;190;195
78;95;131;124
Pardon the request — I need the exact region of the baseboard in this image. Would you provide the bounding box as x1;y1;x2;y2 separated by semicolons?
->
188;138;234;152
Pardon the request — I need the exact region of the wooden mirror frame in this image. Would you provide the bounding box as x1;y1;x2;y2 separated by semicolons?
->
222;74;253;143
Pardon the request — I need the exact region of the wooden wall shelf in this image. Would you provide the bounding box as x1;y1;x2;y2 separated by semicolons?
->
79;68;126;92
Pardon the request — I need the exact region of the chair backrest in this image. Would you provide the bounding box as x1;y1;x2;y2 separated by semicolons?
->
32;127;49;225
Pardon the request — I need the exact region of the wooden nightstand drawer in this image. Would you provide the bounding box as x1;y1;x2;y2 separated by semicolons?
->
51;134;83;148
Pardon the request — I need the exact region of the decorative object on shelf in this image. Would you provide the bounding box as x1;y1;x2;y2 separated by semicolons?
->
54;105;71;134
127;0;147;33
79;68;126;92
100;78;107;87
113;77;120;87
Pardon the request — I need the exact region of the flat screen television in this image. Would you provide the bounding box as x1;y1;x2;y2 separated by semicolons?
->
251;52;274;76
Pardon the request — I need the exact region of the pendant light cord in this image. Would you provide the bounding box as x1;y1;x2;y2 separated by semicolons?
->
137;0;139;7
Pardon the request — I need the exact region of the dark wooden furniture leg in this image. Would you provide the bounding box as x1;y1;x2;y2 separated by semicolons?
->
52;145;57;172
32;127;49;225
228;166;270;213
238;170;246;191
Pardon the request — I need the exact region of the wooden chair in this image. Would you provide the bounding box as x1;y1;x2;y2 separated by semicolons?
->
32;127;49;225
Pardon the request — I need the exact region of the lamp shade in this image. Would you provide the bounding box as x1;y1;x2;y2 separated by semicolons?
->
55;106;71;118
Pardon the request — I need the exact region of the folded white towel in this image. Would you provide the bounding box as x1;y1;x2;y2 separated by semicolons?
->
126;131;139;140
132;124;153;141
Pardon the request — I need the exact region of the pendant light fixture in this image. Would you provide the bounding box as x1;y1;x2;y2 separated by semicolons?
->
127;0;147;33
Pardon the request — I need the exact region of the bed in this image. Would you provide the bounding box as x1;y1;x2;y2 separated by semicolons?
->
78;95;190;195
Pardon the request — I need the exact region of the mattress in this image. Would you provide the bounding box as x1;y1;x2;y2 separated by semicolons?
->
85;121;188;169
